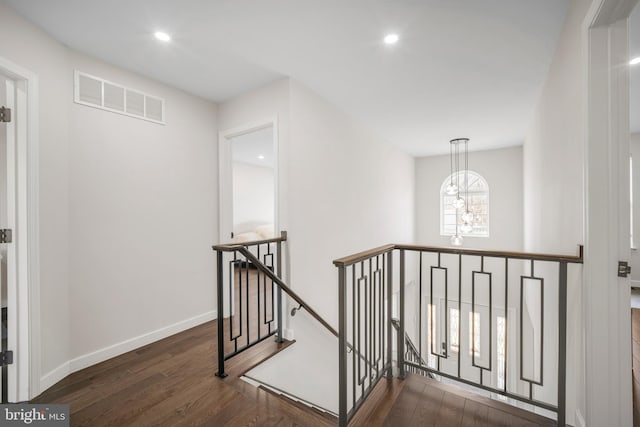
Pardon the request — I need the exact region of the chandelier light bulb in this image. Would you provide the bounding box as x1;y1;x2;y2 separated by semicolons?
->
454;197;465;209
451;235;464;246
460;222;473;234
461;211;473;223
445;183;458;195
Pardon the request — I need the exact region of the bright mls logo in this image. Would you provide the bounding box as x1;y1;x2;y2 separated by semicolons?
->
1;404;69;426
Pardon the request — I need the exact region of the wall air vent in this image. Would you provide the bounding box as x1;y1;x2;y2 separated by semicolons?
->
74;71;165;124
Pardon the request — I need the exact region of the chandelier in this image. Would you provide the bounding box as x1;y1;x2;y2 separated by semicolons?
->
446;138;471;246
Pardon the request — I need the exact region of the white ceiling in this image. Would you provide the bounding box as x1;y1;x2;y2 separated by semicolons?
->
2;0;571;156
631;3;640;134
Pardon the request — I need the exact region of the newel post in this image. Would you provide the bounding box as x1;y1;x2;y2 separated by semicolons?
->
338;264;348;427
215;249;227;378
398;249;406;378
557;261;568;426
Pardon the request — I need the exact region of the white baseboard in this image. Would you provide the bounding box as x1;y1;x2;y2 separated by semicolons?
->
40;361;71;393
40;310;216;394
575;409;585;427
283;328;295;340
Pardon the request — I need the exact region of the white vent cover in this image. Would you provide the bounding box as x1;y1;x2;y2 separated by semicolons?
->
74;71;165;124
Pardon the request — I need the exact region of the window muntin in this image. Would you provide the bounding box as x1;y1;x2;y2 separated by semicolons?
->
440;170;489;237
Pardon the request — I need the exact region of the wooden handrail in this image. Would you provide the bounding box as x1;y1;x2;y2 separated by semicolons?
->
212;231;287;252
332;244;396;267
333;243;583;267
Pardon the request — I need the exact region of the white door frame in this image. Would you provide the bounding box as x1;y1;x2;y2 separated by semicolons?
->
218;117;279;244
583;0;638;425
0;55;40;402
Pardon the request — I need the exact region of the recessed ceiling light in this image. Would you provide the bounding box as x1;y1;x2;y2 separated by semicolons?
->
384;34;399;45
154;31;171;42
258;155;265;160
631;57;640;66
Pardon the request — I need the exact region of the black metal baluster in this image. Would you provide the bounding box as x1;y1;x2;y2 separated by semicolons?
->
215;250;227;377
352;265;357;408
398;249;405;378
245;251;250;347
558;261;568;426
504;257;509;394
338;264;347;427
276;238;283;343
458;253;462;379
257;244;262;341
419;251;423;367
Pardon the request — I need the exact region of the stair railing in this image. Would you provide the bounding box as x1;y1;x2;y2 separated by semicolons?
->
391;318;432;378
334;244;583;427
213;231;341;378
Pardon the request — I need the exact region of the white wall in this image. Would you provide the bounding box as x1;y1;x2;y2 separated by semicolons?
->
287;80;414;324
523;0;586;256
219;79;414;327
522;0;590;423
415;146;523;251
0;4;219;394
232;162;274;232
0;3;72;384
67;52;218;362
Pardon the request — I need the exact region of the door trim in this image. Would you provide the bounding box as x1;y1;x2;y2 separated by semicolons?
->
583;0;638;425
0;55;40;401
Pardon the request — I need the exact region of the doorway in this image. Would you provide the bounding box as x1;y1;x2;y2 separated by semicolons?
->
218;120;279;319
0;55;39;403
218;119;278;244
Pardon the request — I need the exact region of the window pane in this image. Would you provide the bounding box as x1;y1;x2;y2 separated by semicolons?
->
469;312;480;357
440;170;489;237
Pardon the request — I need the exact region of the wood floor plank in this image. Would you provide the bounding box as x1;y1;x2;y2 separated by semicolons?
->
633;308;640;427
461;398;490;427
435;391;466;425
382;374;426;426
412;381;445;425
349;378;406;427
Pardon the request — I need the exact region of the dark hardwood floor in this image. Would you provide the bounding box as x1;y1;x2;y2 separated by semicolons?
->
633;308;640;427
33;317;555;426
352;375;554;427
33;321;334;426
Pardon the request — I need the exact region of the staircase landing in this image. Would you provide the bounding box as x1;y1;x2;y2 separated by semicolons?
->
351;373;555;427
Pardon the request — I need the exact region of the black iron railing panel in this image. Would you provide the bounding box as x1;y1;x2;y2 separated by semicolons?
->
338;252;394;421
334;244;582;427
213;233;286;378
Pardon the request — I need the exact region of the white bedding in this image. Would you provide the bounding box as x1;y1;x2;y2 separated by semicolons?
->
232;223;274;243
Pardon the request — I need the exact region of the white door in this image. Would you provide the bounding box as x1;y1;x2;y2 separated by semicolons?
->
0;76;16;403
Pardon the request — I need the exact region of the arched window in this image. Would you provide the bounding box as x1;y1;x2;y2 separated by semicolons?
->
440;170;489;237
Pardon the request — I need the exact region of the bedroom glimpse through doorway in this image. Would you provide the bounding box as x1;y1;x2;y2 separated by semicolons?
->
218;119;278;246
